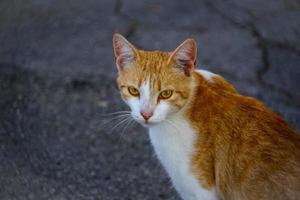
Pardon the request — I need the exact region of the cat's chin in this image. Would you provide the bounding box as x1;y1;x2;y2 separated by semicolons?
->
135;119;163;128
131;114;166;128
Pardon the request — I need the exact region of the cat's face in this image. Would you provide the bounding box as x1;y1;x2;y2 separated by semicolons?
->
113;34;197;127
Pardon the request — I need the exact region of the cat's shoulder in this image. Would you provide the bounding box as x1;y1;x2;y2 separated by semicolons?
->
194;69;237;94
195;69;216;82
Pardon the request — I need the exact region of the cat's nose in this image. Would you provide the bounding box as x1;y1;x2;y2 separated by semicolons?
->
140;110;153;122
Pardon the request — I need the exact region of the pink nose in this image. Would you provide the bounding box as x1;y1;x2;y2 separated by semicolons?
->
140;110;153;121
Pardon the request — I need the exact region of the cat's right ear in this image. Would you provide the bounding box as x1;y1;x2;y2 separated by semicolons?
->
113;33;137;70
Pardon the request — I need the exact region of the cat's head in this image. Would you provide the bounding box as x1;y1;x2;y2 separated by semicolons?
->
113;33;197;127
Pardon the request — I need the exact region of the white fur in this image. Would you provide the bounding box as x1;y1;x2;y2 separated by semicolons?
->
140;78;151;99
114;34;134;58
149;114;218;200
125;78;219;200
174;40;194;62
139;79;152;113
127;79;175;125
127;98;140;119
113;34;135;68
196;69;216;82
176;46;192;60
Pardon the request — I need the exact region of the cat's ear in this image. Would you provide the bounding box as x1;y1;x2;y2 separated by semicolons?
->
113;33;137;70
169;38;197;76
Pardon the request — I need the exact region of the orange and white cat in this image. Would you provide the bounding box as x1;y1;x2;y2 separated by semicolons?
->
112;33;300;200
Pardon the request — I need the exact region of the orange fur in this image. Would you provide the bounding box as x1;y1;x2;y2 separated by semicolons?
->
117;50;192;109
188;72;300;199
113;33;300;200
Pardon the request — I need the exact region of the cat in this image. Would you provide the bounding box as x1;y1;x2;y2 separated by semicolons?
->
112;33;300;200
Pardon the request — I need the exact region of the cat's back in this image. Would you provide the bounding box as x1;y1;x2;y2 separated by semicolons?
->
190;70;300;200
228;95;300;200
222;98;300;200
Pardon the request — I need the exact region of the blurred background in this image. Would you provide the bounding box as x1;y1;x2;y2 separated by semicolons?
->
0;0;299;199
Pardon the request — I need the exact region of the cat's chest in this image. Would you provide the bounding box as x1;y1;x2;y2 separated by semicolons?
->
149;116;218;200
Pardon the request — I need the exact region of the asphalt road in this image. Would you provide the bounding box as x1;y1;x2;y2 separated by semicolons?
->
0;0;299;199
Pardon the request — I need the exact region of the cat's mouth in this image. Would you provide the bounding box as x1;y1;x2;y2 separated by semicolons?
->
134;119;156;127
131;115;162;127
143;120;158;127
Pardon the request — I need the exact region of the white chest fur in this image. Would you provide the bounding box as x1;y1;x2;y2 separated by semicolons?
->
149;115;218;200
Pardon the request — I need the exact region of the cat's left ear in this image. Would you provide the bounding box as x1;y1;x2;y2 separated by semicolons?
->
169;38;197;76
113;33;137;71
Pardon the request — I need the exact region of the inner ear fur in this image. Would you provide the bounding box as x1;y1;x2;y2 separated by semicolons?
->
168;38;197;76
113;33;138;70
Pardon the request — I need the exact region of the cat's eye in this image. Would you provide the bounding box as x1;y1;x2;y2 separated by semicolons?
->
159;90;173;99
128;86;139;97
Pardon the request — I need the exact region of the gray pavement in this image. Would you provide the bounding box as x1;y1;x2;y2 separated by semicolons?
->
0;0;299;199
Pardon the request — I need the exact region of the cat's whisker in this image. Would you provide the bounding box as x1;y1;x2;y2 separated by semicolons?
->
121;118;134;136
109;116;132;134
96;113;131;122
99;111;131;117
97;114;131;130
97;113;131;124
106;113;131;120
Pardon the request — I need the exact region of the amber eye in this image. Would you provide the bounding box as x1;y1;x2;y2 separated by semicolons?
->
128;86;139;96
159;90;173;99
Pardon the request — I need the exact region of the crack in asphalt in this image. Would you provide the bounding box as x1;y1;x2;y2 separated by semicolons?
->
205;0;300;108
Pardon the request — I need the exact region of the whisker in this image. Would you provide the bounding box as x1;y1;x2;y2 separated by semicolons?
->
97;113;131;125
97;114;130;130
99;111;131;117
121;118;134;135
109;116;132;134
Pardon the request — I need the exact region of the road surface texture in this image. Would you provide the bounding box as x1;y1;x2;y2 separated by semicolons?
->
0;0;299;199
